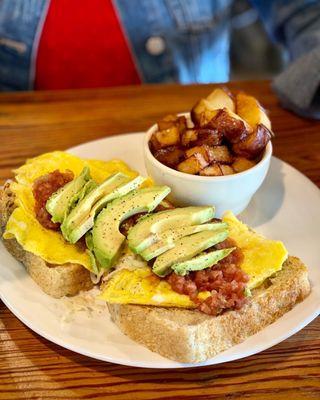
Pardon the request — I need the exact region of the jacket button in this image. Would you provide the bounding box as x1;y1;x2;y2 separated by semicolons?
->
145;36;166;56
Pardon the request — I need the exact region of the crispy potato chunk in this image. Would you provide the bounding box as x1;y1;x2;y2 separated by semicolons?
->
155;126;180;148
232;124;271;159
176;116;187;134
207;108;250;144
206;87;235;112
191;88;235;126
149;133;162;152
236;92;272;131
181;129;198;147
191;99;218;126
195;128;223;147
157;114;180;132
199;163;235;176
219;164;235;175
232;157;255;173
181;128;222;148
210;145;233;164
157;120;175;131
199;164;223;176
177;153;208;174
154;146;184;168
185;144;214;163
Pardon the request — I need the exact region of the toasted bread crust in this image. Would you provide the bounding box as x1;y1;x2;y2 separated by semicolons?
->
0;182;93;298
108;256;310;363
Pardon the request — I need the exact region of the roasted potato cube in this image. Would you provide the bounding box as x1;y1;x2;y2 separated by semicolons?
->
207;108;250;144
181;129;198;147
206;87;235;112
149;133;162;152
177;153;208;174
210;145;233;164
236;92;272;131
195;128;223;146
191;99;219;126
176;116;187;134
158;115;187;134
154;146;184;168
199;164;223;176
191;88;235;126
232;157;255;173
155;125;180;148
232;124;271;159
219;164;235;175
185;144;213;163
157;120;175;131
157;115;177;130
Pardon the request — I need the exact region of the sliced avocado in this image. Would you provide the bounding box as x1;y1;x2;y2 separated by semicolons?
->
140;222;227;261
46;166;91;223
92;186;170;270
85;231;94;251
85;231;101;274
172;248;235;276
61;173;145;243
66;180;97;216
127;206;215;254
152;229;228;277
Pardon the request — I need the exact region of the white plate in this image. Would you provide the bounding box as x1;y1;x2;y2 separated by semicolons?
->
1;133;319;369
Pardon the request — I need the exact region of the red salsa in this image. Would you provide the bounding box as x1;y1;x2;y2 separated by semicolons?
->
166;238;249;316
32;170;74;230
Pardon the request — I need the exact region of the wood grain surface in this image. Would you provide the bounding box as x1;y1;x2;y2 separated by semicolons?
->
0;81;319;400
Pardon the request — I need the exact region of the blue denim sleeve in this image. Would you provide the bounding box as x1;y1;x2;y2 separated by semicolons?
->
0;0;49;91
114;0;232;84
252;0;320;119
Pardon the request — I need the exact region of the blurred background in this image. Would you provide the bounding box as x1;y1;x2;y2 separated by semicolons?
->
1;0;319;121
230;0;286;80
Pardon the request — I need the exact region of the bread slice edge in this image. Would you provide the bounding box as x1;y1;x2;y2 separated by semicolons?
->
107;256;310;363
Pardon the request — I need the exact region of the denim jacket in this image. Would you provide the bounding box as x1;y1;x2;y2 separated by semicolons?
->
1;0;320;111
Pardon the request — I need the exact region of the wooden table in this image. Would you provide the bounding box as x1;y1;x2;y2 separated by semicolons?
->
0;81;319;399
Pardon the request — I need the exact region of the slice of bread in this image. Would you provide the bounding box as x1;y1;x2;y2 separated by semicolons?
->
0;182;93;298
108;256;310;363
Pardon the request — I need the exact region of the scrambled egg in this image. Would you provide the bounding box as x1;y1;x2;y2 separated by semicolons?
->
223;211;288;289
101;267;210;308
100;212;288;307
3;151;142;270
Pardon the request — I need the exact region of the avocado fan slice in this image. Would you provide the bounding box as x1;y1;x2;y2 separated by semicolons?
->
85;231;101;275
66;179;98;216
127;206;215;254
61;173;145;243
92;186;171;270
140;222;227;261
171;247;235;276
46;166;91;223
152;229;228;277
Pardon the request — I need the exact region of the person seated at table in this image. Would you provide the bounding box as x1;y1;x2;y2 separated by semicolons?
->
0;0;320;119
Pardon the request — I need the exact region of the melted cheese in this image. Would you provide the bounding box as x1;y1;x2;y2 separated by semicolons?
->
3;151;141;270
100;212;288;307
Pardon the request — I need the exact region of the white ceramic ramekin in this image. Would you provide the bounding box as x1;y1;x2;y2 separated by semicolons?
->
144;113;272;217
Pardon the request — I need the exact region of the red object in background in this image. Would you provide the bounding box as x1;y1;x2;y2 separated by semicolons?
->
35;0;141;90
